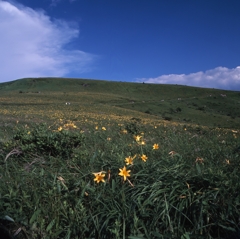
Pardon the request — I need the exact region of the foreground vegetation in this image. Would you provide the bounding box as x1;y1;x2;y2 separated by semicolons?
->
0;78;240;238
1;120;240;239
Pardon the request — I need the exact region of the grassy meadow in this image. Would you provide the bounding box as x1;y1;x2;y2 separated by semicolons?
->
0;78;240;239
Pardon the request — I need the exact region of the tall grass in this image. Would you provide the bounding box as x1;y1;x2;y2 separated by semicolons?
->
0;121;239;238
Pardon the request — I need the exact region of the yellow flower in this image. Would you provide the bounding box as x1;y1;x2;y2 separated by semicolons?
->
102;127;106;131
141;154;148;162
64;123;77;129
119;166;131;181
125;156;135;165
134;135;142;142
153;143;159;150
58;126;63;131
95;126;98;130
93;172;106;183
140;140;146;145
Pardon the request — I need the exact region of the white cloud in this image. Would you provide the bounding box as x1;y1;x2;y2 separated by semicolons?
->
136;66;240;90
0;0;96;83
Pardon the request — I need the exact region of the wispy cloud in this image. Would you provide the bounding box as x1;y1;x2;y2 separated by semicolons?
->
0;0;96;83
50;0;61;7
50;0;76;7
136;66;240;90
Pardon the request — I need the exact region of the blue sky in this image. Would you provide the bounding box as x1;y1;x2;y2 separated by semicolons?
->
0;0;240;90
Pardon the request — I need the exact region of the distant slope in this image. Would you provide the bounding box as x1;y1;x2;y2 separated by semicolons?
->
0;77;240;128
0;77;238;96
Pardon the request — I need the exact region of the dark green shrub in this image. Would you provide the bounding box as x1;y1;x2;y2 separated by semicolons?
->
176;107;182;112
197;106;205;111
163;116;172;121
12;124;85;158
125;121;140;135
145;110;151;114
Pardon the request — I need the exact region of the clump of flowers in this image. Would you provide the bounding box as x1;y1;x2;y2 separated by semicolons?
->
134;135;146;145
56;120;78;131
64;122;77;129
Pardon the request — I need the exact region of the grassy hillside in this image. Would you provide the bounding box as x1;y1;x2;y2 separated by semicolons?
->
1;78;240;238
0;77;239;131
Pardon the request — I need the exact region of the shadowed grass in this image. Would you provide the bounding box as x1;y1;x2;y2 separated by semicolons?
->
0;122;240;238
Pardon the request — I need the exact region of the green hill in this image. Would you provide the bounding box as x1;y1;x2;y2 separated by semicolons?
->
1;78;240;238
0;77;240;129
